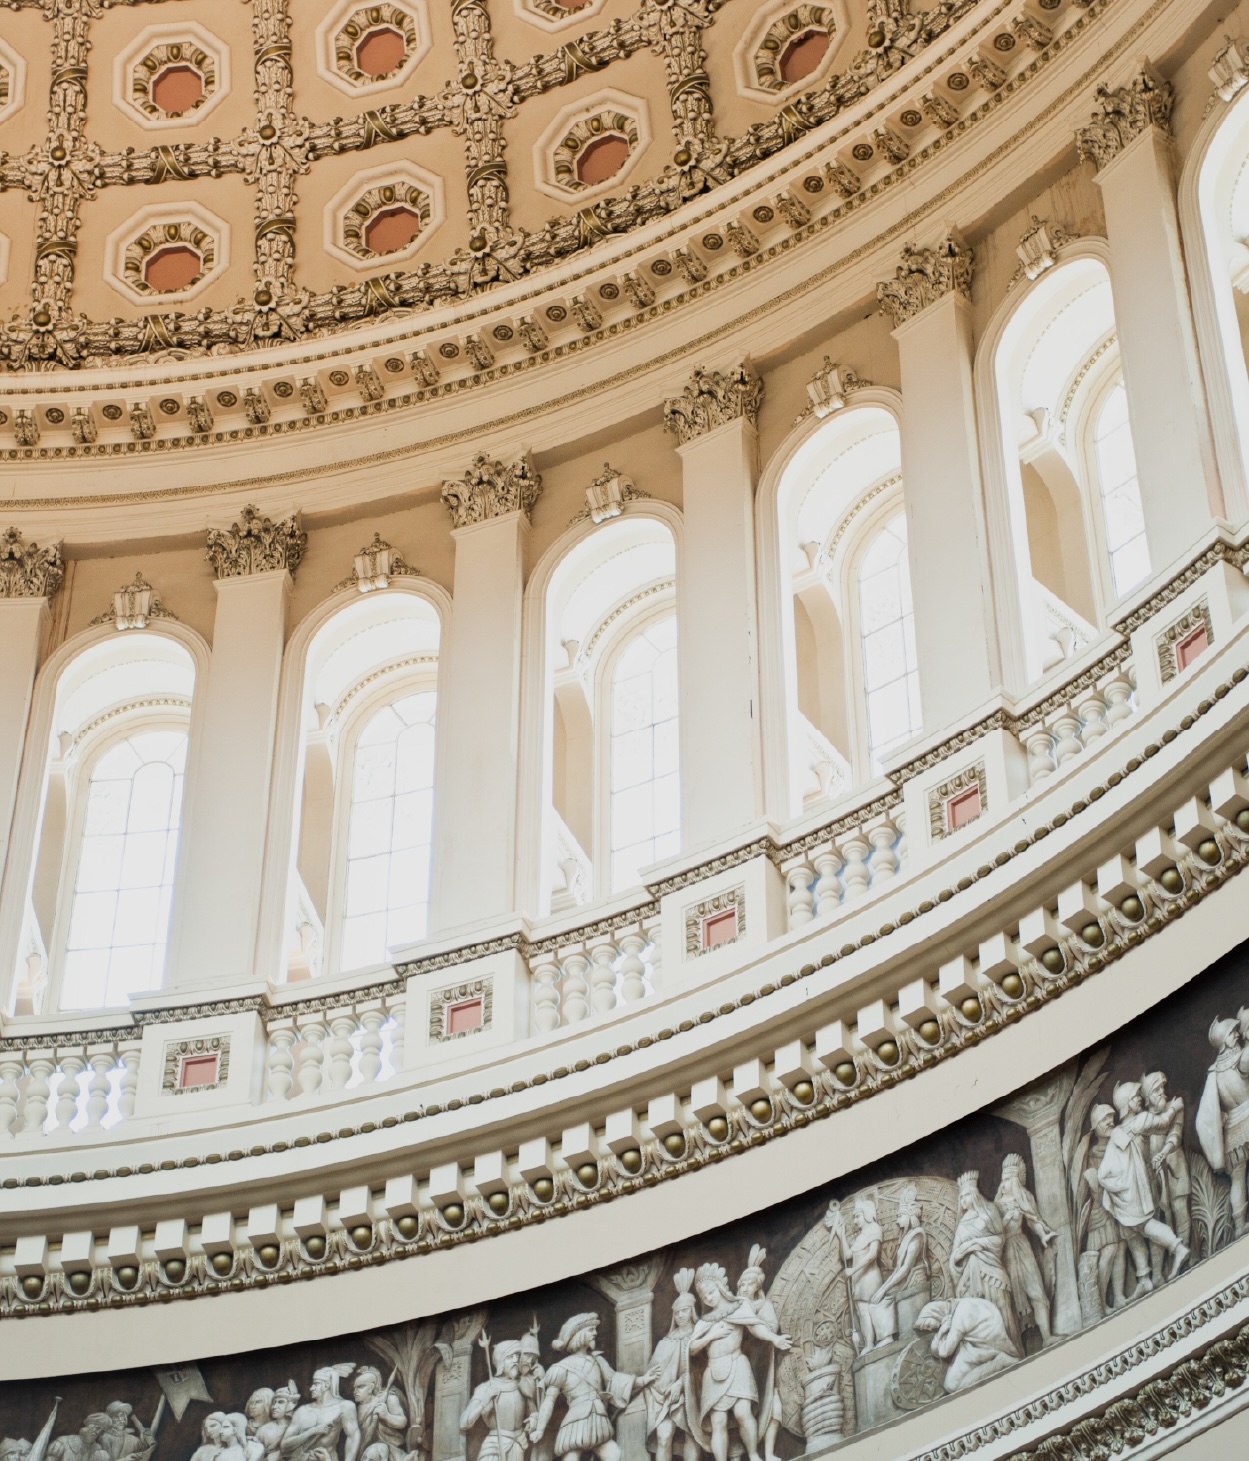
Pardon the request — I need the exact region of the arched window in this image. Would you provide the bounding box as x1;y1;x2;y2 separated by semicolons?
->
857;513;921;770
1092;379;1151;598
60;729;186;1011
608;613;680;891
340;689;437;971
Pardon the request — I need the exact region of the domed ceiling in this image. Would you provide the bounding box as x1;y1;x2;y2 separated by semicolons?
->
0;0;996;373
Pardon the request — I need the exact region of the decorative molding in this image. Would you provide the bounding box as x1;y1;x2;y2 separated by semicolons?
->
326;160;445;271
1009;215;1080;287
161;1035;231;1095
333;534;420;593
533;91;651;203
801;357;869;421
316;0;431;97
737;2;845;100
104;202;230;306
876;233;975;327
88;572;177;631
1156;598;1215;684
441;452;542;528
570;464;650;525
1075;64;1174;171
663;364;764;445
0;528;64;601
579;579;674;663
428;978;494;1042
205;505;307;579
1210;36;1249;104
927;760;988;840
683;885;747;958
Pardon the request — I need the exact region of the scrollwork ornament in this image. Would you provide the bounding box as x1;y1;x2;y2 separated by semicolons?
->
876;233;974;327
0;527;64;600
663;362;764;444
1075;65;1174;171
205;504;307;579
441;452;543;527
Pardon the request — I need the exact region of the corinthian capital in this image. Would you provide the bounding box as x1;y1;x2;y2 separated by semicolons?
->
441;452;542;528
876;233;974;327
662;364;764;445
205;505;307;579
0;527;64;600
1075;65;1173;171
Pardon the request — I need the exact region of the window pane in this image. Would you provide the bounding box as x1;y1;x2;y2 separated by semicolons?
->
61;729;187;1010
1094;381;1151;598
608;616;681;891
858;514;923;771
340;692;438;970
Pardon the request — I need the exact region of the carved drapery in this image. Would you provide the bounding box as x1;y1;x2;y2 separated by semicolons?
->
441;452;543;528
88;572;177;631
662;363;764;444
876;234;975;327
1075;67;1174;171
334;534;420;593
0;528;64;600
205;505;307;579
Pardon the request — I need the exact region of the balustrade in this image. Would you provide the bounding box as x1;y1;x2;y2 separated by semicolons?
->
782;806;905;932
527;919;660;1035
1018;660;1137;786
264;990;405;1103
0;1037;139;1139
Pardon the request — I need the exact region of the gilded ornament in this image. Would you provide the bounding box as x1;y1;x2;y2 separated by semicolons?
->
532;1177;555;1202
618;1147;643;1173
205;505;307;578
960;997;982;1022
1119;895;1144;922
487;1191;509;1214
662;1132;686;1156
748;1097;773;1122
441;451;542;526
1197;838;1221;865
0;527;65;600
1076;65;1174;171
575;1162;599;1187
876;233;974;327
304;1235;328;1260
442;1203;465;1227
349;1225;374;1248
1158;866;1184;895
1001;972;1026;997
395;1214;419;1239
1080;922;1104;948
163;1259;186;1284
662;362;763;444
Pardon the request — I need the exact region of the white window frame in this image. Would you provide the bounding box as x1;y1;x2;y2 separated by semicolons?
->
322;667;439;977
591;594;680;899
48;708;191;1013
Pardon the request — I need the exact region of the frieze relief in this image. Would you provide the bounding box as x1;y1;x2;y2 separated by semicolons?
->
7;937;1249;1457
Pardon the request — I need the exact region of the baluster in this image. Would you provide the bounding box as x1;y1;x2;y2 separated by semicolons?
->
295;1015;327;1097
267;1021;297;1101
646;928;663;991
813;848;843;917
1076;685;1110;745
841;834;871;902
22;1049;54;1134
117;1043;141;1123
54;1049;86;1131
387;998;406;1073
867;819;899;884
357;1002;385;1085
83;1049;115;1131
1103;671;1134;726
1052;708;1083;765
786;864;815;928
326;1011;358;1090
894;808;908;874
589;941;619;1015
1022;724;1057;784
618;931;649;1004
561;951;591;1025
0;1054;24;1138
531;956;562;1034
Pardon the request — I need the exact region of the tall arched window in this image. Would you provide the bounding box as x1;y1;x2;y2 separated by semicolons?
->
608;613;680;891
340;689;437;971
1092;379;1151;598
858;514;921;769
60;728;187;1010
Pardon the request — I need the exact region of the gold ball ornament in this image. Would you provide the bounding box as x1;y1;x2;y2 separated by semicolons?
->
1159;866;1183;894
833;1061;856;1085
1236;808;1249;834
662;1132;686;1157
395;1215;419;1240
706;1116;729;1141
1040;947;1065;974
1080;922;1104;948
303;1235;327;1260
349;1225;373;1249
1001;972;1025;998
67;1269;92;1295
163;1259;186;1284
1120;894;1144;921
117;1264;140;1288
917;1020;941;1045
749;1098;772;1122
532;1177;555;1202
1197;838;1221;866
257;1244;280;1267
792;1080;815;1105
876;1039;899;1066
210;1253;232;1276
441;1203;464;1228
960;996;982;1022
21;1275;42;1298
487;1191;509;1215
619;1147;643;1173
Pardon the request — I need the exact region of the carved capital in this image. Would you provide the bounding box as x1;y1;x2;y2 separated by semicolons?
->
571;464;650;526
442;452;542;528
89;572;176;631
876;234;974;327
805;358;869;420
663;364;764;445
334;534;420;593
0;528;64;600
1075;66;1173;171
205;505;306;579
1210;36;1249;103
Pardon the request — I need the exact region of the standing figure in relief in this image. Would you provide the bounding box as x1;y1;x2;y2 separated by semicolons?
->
845;1199;896;1352
0;1440;31;1461
733;1247;786;1461
48;1415;110;1461
281;1366;362;1461
191;1416;249;1461
913;1299;1018;1393
1080;1106;1128;1313
645;1270;699;1461
875;1184;930;1312
100;1406;154;1461
994;1155;1057;1347
1141;1070;1192;1271
255;1387;300;1461
687;1261;791;1461
461;1340;529;1461
949;1172;1021;1353
526;1312;656;1461
1196;1017;1249;1238
353;1368;408;1461
520;1323;551;1461
1098;1082;1190;1291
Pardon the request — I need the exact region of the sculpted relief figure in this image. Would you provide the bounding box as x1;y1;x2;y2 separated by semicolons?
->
1098;1082;1190;1290
99;1407;153;1461
1079;1106;1128;1314
874;1185;930;1316
645;1270;699;1461
353;1369;407;1461
461;1340;529;1461
687;1261;791;1461
252;1387;300;1461
281;1367;361;1461
191;1416;249;1461
845;1199;896;1352
1197;1015;1249;1238
949;1172;1021;1353
913;1300;1017;1393
994;1155;1057;1346
48;1415;110;1461
1141;1071;1191;1253
526;1313;655;1461
519;1324;550;1461
733;1249;785;1461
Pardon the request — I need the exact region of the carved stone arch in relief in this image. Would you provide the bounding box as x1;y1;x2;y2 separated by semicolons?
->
769;1175;960;1441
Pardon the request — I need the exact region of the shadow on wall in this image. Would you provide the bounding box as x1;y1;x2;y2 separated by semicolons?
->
5;938;1249;1457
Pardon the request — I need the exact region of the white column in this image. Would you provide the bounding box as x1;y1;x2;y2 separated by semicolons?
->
1080;70;1223;560
0;597;49;887
167;509;304;991
430;454;538;935
879;241;1000;731
665;366;765;851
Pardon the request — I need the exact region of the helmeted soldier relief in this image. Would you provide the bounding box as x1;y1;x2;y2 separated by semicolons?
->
1197;1016;1249;1237
1098;1081;1190;1290
461;1341;529;1461
526;1314;655;1461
